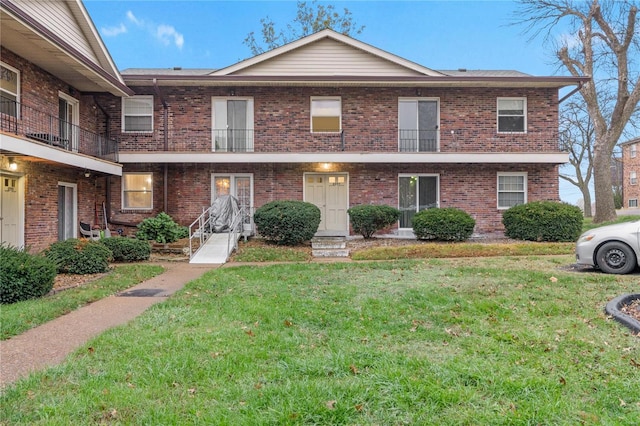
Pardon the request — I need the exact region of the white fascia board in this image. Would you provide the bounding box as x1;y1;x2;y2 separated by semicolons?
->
118;152;569;164
1;134;122;175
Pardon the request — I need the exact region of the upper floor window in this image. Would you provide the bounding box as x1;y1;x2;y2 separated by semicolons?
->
398;98;439;152
631;144;637;158
631;171;637;185
122;172;153;210
0;62;20;117
311;97;341;133
497;172;527;209
497;98;526;133
122;96;153;132
212;97;254;152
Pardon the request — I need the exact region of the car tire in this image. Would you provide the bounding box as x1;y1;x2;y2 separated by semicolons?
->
595;242;637;275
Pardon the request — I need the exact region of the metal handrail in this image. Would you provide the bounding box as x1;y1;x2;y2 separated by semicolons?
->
188;205;214;260
226;206;247;261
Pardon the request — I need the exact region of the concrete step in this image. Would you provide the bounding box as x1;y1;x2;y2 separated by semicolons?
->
312;248;350;258
311;237;347;250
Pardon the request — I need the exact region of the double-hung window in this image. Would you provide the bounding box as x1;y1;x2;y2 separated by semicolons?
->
631;171;637;185
497;173;527;209
398;174;439;228
122;173;153;210
122;96;154;132
629;199;638;208
0;62;19;117
212;97;254;152
631;144;637;158
311;97;341;133
497;98;526;133
398;98;439;152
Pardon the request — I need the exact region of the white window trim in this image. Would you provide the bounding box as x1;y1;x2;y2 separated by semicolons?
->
58;181;78;239
210;173;254;206
497;97;527;134
1;61;20;118
398;173;440;230
497;172;528;210
210;97;255;152
122;172;153;210
629;199;638;208
59;91;80;151
310;96;342;133
631;145;637;158
631;171;637;185
122;95;154;133
398;97;441;152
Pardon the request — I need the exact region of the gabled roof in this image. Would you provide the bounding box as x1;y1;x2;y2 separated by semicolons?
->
211;29;445;78
0;0;132;96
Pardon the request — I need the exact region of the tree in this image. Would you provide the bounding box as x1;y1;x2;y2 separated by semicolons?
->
559;98;595;216
517;0;640;223
244;1;364;56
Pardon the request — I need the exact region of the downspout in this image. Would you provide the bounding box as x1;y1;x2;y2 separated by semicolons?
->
153;79;170;214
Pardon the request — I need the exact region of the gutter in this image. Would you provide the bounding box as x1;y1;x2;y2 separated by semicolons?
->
559;81;585;104
153;79;170;213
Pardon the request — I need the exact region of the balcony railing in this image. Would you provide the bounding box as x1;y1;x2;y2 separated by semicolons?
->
116;126;564;154
399;129;439;152
0;99;118;162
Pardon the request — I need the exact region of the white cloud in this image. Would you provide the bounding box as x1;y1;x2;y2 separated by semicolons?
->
126;10;143;26
156;25;184;50
101;23;127;37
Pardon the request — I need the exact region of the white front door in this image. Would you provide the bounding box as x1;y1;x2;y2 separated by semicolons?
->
305;173;348;236
211;174;253;225
1;174;23;247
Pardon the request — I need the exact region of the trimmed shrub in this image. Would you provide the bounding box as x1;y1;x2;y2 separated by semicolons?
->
0;245;57;304
502;201;583;242
412;208;475;242
45;239;112;274
101;237;151;262
348;204;400;239
136;212;185;244
254;200;321;245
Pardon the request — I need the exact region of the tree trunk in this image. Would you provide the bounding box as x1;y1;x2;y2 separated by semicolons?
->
592;144;617;223
582;186;592;217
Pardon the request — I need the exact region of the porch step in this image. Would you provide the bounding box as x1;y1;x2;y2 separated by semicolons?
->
311;237;349;258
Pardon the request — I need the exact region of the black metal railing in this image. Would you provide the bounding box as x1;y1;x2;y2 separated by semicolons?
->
0;99;118;162
398;129;439;152
212;129;254;152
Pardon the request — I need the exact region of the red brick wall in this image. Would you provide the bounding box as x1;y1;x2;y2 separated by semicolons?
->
622;142;640;208
102;85;559;154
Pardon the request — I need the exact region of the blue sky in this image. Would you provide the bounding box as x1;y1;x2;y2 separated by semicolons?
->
84;0;585;204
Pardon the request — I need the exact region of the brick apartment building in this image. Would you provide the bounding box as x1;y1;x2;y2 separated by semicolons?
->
619;137;640;209
1;0;589;251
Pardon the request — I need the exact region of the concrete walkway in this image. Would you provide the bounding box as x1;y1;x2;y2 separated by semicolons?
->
0;261;217;388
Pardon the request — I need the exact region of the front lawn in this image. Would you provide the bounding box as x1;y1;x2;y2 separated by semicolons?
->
2;256;638;424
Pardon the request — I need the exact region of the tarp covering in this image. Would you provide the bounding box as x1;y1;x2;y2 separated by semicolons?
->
209;195;240;233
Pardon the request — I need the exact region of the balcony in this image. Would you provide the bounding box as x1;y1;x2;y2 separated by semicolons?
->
0;99;118;162
399;129;438;152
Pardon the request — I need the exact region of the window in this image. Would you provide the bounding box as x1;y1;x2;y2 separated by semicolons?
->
122;173;153;209
398;98;439;152
0;62;19;117
212;97;254;152
631;171;637;185
497;98;526;133
311;97;341;132
629;199;638;208
398;174;439;228
497;173;527;209
59;92;79;151
122;96;153;132
211;174;253;225
631;144;637;158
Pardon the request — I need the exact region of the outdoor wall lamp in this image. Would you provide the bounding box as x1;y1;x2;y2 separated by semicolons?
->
229;88;236;96
84;170;91;178
416;89;422;97
8;157;17;171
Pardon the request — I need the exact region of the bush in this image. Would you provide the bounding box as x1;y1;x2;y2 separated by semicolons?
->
254;200;321;245
502;201;583;242
45;239;112;274
136;212;185;244
412;208;475;242
101;237;151;262
0;245;57;304
348;204;400;239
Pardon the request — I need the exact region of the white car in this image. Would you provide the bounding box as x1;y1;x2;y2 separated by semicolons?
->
575;221;640;274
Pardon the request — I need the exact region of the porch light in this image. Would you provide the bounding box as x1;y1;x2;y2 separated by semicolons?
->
322;163;331;170
8;158;17;171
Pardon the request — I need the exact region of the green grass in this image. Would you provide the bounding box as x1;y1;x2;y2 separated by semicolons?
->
234;246;311;262
0;264;164;340
582;215;640;231
2;257;638;424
